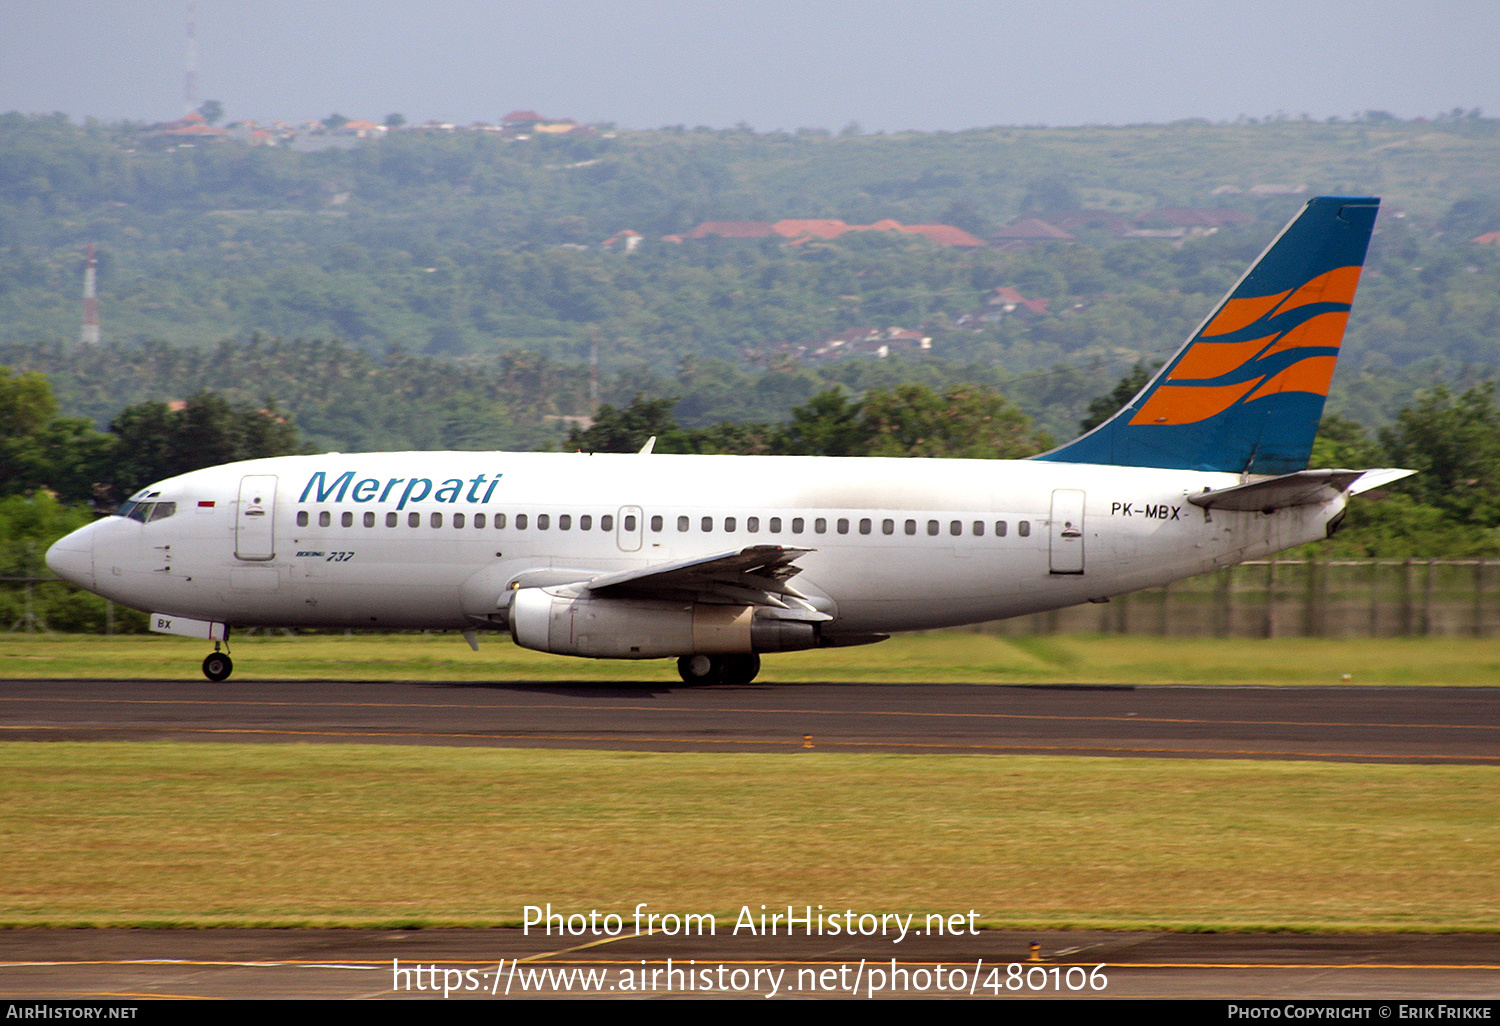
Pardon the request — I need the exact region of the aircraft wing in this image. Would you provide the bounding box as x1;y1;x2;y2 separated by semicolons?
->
583;545;829;617
1188;467;1414;513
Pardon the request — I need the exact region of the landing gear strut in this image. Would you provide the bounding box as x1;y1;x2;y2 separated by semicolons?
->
202;641;233;682
677;653;760;686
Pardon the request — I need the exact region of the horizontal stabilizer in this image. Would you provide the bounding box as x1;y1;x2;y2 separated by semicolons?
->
1188;467;1414;513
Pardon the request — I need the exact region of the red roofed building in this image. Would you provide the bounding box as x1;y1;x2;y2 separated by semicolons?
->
148;110;229;142
901;224;987;247
773;219;851;239
989;287;1050;316
991;218;1075;241
686;221;776;239
1054;212;1135;237
678;218;989;248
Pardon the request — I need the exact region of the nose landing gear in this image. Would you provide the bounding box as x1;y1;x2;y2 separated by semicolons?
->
676;652;760;686
202;640;233;682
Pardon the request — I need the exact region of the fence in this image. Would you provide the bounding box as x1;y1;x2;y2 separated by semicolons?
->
990;559;1500;638
8;561;1500;639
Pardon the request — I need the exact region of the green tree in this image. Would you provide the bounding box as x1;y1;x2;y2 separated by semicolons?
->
0;367;116;501
108;392;305;498
1379;383;1500;526
780;390;864;456
566;396;679;453
858;383;1052;459
1079;363;1154;433
1309;413;1385;469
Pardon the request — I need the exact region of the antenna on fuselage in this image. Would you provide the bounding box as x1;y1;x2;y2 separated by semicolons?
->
638;436;656;455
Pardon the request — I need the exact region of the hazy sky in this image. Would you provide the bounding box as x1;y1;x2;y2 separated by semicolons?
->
3;1;1497;131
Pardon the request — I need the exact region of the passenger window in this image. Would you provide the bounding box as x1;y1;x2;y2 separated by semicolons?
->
342;512;353;528
387;512;398;528
1018;521;1031;537
454;513;465;528
769;517;782;533
647;515;659;532
364;512;375;528
814;518;827;534
580;515;592;530
859;518;871;535
624;514;637;531
475;513;486;528
515;514;527;529
792;518;804;534
747;517;759;533
603;515;615;531
408;513;420;528
996;521;1007;537
537;514;550;530
431;512;443;528
950;520;962;536
882;519;894;535
701;516;713;532
927;520;939;536
972;520;984;536
905;519;916;535
319;511;331;527
296;510;309;527
559;514;571;530
677;516;689;532
724;517;736;532
836;518;849;534
496;513;507;529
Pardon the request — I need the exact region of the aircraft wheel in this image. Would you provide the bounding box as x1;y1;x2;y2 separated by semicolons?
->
720;653;760;686
202;652;233;682
677;653;723;686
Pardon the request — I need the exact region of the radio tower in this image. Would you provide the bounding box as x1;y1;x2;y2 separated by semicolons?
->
184;2;198;116
80;243;100;346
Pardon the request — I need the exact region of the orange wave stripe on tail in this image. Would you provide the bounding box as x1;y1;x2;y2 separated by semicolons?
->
1244;355;1339;403
1260;310;1351;360
1129;377;1265;426
1201;290;1291;337
1169;333;1279;381
1272;265;1362;316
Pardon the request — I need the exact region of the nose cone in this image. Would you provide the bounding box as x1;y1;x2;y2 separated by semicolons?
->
46;526;95;590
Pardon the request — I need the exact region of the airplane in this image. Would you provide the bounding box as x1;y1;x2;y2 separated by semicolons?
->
46;195;1411;686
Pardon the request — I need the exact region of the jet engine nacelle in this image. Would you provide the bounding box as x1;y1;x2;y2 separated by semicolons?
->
507;587;817;659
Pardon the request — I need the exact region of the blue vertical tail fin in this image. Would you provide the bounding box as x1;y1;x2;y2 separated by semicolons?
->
1036;196;1379;474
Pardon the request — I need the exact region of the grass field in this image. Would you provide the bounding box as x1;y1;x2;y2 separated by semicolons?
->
3;633;1495;932
1;741;1495;932
4;630;1500;685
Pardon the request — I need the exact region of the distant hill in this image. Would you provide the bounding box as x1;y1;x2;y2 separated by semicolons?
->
1;111;1498;434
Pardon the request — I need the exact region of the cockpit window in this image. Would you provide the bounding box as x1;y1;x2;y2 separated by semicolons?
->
116;500;177;523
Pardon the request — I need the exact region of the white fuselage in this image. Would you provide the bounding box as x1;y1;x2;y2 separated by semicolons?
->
49;451;1340;643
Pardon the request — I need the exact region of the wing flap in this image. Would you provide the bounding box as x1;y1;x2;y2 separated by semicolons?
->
583;544;828;616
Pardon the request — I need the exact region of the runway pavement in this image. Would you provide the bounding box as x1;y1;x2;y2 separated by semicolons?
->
0;678;1496;764
1;678;1496;1002
2;926;1498;999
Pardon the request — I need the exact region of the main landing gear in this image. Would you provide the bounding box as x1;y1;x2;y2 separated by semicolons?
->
202;640;233;682
677;653;760;686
